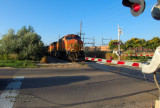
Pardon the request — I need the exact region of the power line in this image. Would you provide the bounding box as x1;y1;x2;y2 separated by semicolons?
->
102;36;112;46
82;36;95;47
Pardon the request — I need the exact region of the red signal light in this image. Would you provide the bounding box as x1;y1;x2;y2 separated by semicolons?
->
122;0;145;17
133;3;141;12
113;42;120;45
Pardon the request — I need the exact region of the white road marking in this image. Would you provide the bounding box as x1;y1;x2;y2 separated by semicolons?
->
0;76;24;108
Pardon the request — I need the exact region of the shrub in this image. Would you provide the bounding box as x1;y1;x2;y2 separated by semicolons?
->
105;53;112;59
0;26;46;61
40;56;48;63
124;50;134;54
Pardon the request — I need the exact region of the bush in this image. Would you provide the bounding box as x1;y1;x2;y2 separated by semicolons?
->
40;56;48;63
85;51;107;58
0;26;46;61
105;53;112;59
124;50;134;54
112;53;118;60
105;53;118;60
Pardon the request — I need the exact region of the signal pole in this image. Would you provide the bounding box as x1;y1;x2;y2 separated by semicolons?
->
118;24;123;60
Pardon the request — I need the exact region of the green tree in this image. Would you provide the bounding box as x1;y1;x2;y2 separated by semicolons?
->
125;38;146;50
0;26;45;60
145;37;160;49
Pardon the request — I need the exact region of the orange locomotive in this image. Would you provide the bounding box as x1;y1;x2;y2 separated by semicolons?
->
48;34;85;61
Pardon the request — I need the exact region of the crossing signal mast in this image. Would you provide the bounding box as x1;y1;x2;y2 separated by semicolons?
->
122;0;160;106
122;0;160;20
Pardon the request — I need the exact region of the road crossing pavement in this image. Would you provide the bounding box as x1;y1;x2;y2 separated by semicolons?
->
0;62;158;108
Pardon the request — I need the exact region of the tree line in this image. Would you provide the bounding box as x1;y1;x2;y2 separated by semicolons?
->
109;37;160;51
0;26;46;60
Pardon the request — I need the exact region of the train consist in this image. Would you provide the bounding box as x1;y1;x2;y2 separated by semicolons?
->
48;34;85;61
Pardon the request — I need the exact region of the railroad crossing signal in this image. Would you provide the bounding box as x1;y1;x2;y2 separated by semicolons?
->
122;0;145;17
113;42;120;45
151;0;160;20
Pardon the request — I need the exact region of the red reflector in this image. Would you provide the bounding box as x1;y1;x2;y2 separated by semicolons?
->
133;3;141;12
132;63;139;67
106;60;112;63
86;57;89;60
98;59;102;62
91;58;95;61
117;61;125;65
146;55;149;56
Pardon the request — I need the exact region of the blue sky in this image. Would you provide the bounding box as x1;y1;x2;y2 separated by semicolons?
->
0;0;159;46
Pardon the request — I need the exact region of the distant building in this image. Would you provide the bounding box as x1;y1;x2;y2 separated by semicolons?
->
84;46;111;52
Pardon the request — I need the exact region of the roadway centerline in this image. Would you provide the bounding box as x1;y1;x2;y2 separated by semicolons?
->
0;76;24;108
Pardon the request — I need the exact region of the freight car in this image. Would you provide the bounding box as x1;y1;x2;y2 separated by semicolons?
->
48;34;85;61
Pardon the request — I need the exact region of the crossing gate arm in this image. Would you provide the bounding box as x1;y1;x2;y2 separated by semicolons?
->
142;46;160;74
85;57;142;67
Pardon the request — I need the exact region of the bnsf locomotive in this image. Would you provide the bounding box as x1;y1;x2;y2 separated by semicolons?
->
48;34;85;61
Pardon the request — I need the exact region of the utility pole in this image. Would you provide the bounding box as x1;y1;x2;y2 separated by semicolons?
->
118;24;123;60
77;21;85;49
77;21;85;39
93;37;95;47
102;36;103;46
80;20;82;38
59;35;61;39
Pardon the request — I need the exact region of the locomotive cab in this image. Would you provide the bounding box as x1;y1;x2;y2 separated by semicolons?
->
65;34;83;52
48;34;85;61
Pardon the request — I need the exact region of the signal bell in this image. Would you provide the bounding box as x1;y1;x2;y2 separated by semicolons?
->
151;3;160;20
122;0;145;17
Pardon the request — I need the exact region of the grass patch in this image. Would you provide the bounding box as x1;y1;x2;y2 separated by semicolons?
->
78;62;89;67
0;60;37;68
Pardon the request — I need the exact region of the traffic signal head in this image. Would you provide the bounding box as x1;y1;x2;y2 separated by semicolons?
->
113;42;117;45
122;0;145;17
151;3;160;20
113;42;120;45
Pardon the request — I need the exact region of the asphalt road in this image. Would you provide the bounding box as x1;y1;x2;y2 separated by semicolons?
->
0;61;158;108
